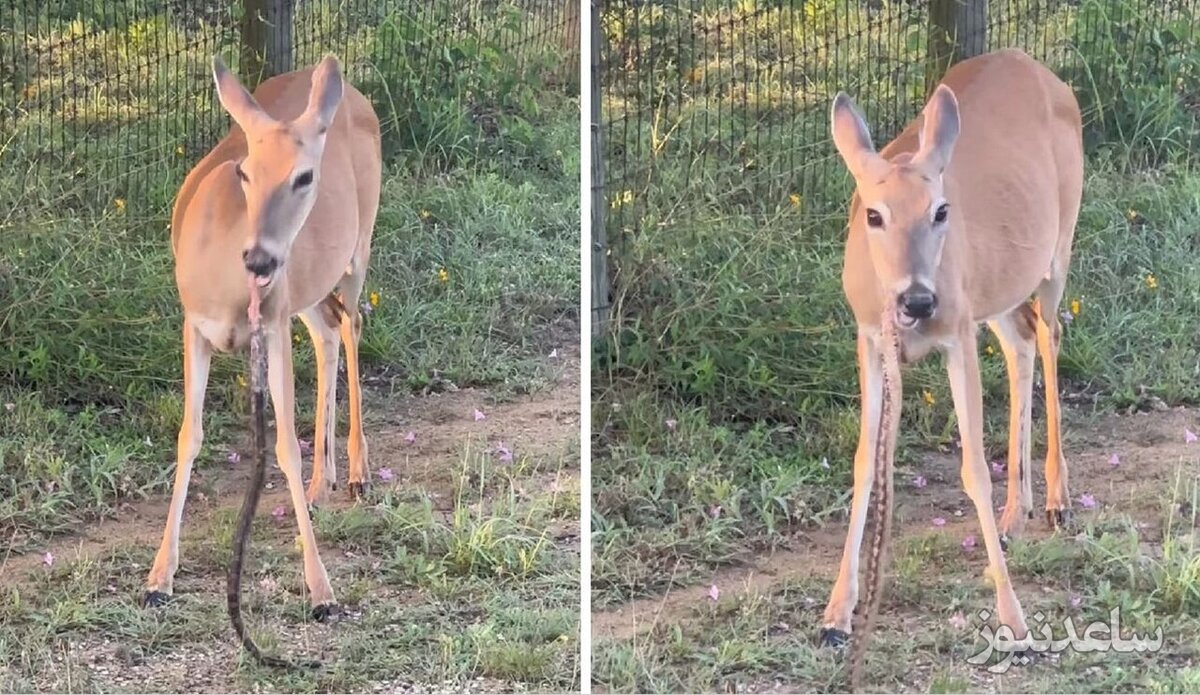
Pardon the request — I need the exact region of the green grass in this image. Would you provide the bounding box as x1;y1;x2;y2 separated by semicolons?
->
0;443;580;692
594;0;1200;600
0;148;579;546
0;3;579;543
594;0;1200;692
594;471;1200;693
0;2;580;691
594;161;1200;608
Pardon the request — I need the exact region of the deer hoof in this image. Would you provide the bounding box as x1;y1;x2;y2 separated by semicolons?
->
311;602;340;622
818;627;850;648
348;481;368;500
1046;508;1073;529
143;591;171;608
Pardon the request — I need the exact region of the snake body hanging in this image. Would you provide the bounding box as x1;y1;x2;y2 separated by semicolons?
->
848;302;904;692
225;280;313;669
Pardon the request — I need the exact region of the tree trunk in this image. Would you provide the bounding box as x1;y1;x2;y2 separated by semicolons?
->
241;0;294;87
926;0;987;95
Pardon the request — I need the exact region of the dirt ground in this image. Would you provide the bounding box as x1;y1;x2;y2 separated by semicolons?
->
2;353;580;578
592;404;1200;693
0;349;581;693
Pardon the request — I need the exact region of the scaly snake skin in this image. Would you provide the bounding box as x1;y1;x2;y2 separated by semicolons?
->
226;280;314;669
849;301;903;691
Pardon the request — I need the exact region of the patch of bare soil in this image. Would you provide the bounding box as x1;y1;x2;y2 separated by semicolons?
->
592;406;1200;643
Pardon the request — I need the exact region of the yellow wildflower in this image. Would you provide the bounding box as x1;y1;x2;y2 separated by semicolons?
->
114;198;126;211
611;190;635;209
922;390;936;407
176;145;185;156
1070;298;1080;316
236;374;247;388
985;345;995;356
788;193;801;207
437;267;449;283
369;291;380;307
419;209;432;220
1145;273;1158;289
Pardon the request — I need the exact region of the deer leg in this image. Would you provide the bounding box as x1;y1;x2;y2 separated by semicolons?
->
266;316;337;616
946;327;1029;641
146;320;212;605
337;275;370;499
299;306;341;507
820;330;883;645
1034;275;1071;528
987;305;1037;541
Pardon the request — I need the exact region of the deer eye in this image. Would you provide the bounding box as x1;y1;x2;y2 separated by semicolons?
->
293;170;314;190
235;164;249;183
865;208;884;228
934;203;950;224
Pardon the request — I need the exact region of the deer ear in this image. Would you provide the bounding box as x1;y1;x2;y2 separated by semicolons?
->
831;92;886;181
303;55;344;131
212;56;272;133
913;84;961;175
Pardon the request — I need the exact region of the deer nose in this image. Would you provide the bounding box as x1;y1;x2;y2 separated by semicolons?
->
899;285;938;319
242;246;278;278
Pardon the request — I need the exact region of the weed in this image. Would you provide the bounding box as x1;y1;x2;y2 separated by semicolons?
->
0;1;579;692
0;2;579;541
594;1;1200;692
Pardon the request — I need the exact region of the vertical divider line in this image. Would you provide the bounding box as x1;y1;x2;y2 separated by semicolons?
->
579;1;594;692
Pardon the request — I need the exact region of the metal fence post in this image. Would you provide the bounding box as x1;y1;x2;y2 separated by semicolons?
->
590;0;609;338
927;0;988;94
241;0;294;87
564;1;582;88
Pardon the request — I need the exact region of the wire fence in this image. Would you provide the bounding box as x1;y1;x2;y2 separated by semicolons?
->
0;0;579;217
593;0;1200;325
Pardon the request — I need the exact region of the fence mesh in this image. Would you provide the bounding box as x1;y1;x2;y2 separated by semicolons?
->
0;0;579;216
594;0;1200;321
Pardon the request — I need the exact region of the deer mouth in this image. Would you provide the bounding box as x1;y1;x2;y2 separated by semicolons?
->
242;245;281;288
895;307;919;329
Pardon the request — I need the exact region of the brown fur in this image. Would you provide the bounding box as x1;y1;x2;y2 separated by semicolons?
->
1014;301;1039;341
145;56;382;617
822;49;1083;684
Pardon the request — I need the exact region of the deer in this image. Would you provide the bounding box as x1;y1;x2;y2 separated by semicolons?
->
142;54;382;627
818;48;1083;678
